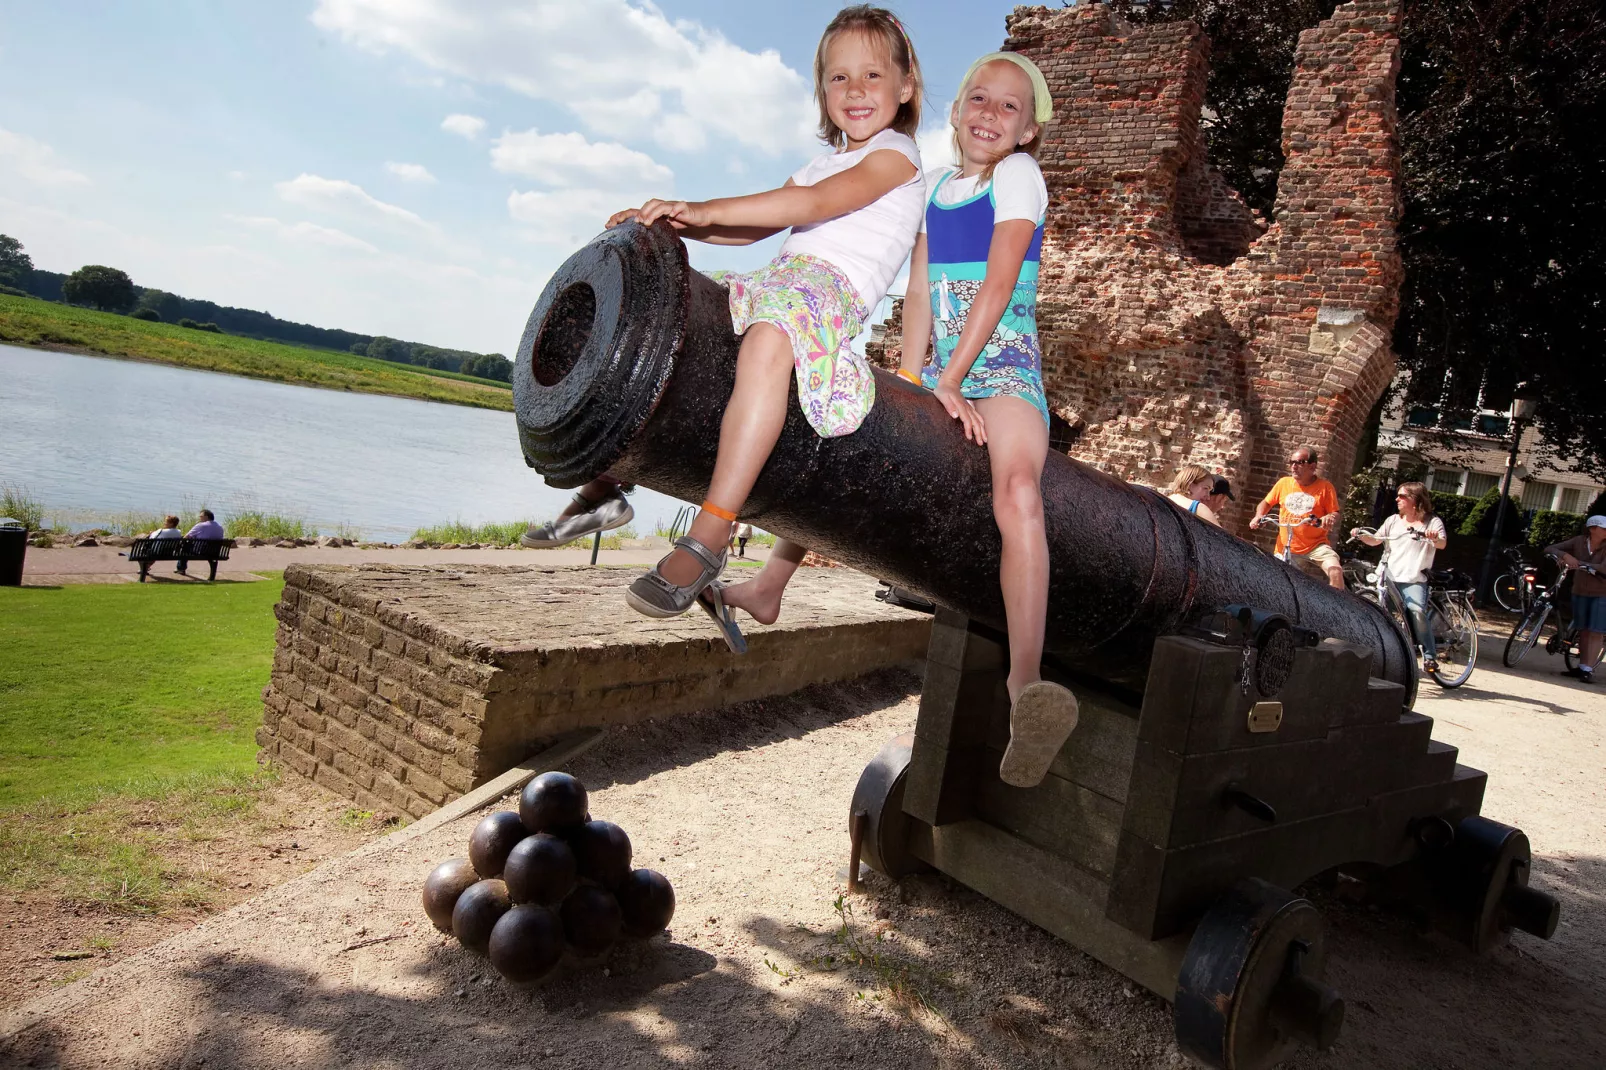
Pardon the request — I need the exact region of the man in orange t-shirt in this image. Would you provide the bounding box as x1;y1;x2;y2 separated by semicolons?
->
1252;445;1344;589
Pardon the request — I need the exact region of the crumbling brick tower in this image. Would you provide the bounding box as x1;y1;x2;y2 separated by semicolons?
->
878;0;1402;528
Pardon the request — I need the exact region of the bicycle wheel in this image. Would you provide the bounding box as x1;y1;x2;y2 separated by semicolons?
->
1493;573;1523;613
1503;605;1552;668
1428;599;1478;688
1563;628;1580;673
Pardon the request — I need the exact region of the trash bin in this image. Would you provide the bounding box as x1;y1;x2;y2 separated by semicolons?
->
0;517;26;587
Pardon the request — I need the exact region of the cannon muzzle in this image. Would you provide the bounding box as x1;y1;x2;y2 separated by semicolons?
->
513;223;1415;697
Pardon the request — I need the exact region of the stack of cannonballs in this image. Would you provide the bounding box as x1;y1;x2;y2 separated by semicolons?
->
421;771;675;983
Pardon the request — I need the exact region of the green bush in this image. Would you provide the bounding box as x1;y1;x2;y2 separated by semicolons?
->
129;307;160;322
1529;510;1587;551
1459;488;1526;541
410;519;537;546
176;318;221;332
1429;492;1480;536
0;283;28;298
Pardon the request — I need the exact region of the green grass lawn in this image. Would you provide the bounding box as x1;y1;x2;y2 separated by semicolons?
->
0;293;513;411
0;578;283;809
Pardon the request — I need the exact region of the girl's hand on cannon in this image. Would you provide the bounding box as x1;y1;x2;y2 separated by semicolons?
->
934;381;986;445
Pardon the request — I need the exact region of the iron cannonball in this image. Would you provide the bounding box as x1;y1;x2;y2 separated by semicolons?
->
503;832;579;906
488;904;566;983
617;869;676;939
561;884;623;957
452;878;512;954
421;857;478;933
571;819;633;889
520;771;590;835
468;810;530;878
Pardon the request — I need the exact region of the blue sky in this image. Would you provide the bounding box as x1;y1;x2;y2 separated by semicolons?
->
0;1;1030;356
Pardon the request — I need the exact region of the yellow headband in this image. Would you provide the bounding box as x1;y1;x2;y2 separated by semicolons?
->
956;51;1053;126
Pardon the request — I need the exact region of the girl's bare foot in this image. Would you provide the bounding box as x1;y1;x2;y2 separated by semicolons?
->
720;579;783;625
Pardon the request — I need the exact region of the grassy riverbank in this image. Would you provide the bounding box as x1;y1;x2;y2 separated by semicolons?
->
0;294;514;411
0;578;287;913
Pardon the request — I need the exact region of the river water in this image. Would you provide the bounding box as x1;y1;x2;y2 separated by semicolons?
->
0;344;693;541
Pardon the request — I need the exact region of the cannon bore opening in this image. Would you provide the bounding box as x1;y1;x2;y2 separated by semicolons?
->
533;282;595;387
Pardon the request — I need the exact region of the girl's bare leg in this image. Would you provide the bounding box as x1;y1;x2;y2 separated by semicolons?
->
721;538;808;625
976;396;1051;701
658;323;793;586
978;396;1076;788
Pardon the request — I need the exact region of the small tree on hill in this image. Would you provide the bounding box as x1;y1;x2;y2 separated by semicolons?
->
62;265;136;312
136;288;183;323
0;234;32;290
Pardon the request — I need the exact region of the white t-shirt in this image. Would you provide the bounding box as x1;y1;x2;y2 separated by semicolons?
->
919;153;1050;233
779;130;924;311
1377;514;1447;584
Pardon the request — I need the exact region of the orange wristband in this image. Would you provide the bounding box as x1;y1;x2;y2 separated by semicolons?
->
896;369;921;385
700;500;738;522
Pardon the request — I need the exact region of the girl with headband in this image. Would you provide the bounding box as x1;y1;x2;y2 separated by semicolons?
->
725;49;1072;787
905;50;1075;787
603;5;924;639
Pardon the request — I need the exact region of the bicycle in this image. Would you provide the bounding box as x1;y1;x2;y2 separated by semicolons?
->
1253;508;1326;568
1490;546;1539;614
1502;556;1595;670
1346;528;1479;688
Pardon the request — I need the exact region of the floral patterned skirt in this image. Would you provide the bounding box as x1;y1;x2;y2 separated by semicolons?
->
714;254;872;438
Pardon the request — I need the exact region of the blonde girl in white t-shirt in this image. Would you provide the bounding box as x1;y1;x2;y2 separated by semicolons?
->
601;5;925;631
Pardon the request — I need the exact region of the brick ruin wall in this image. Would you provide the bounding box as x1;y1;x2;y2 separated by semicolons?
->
872;0;1403;531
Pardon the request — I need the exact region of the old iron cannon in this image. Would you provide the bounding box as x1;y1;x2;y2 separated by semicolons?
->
513;222;1558;1070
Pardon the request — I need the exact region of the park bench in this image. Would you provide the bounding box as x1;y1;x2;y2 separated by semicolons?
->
127;537;232;581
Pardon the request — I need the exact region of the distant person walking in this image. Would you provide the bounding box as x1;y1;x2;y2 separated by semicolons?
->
1252;446;1344;589
1351;482;1448;672
1165;464;1222;528
1546;515;1606;685
732;522;753;558
177;509;225;576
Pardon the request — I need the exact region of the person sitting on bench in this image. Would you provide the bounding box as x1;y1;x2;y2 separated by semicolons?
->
177;509;225;575
151;516;182;540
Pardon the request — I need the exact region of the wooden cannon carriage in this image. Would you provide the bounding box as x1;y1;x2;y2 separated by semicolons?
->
850;609;1556;1069
512;222;1560;1070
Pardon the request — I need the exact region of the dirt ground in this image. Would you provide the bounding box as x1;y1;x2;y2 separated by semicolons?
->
2;648;1603;1070
0;778;392;1008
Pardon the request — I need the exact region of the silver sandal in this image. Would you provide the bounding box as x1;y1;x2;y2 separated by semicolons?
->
625;535;727;618
697;581;748;654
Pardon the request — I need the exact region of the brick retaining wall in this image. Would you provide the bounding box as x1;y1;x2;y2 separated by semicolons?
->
257;564;931;818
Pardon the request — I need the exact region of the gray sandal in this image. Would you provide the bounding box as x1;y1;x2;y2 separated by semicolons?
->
697;581;748;654
625;535;727;618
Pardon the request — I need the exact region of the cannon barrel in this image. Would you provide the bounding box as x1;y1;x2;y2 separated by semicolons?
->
513;223;1415;697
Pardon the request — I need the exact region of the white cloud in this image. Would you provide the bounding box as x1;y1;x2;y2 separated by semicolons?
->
507;188;636;246
441;113;486;140
313;0;816;155
275;173;433;232
917;120;957;172
0;127;90;187
385;161;437;183
226;170;247;181
226;214;378;253
491;129;671;189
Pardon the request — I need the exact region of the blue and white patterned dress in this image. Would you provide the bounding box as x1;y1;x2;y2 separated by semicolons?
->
919;168;1048;423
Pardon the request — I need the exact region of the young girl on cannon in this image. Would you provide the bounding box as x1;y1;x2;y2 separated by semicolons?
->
725;49;1079;788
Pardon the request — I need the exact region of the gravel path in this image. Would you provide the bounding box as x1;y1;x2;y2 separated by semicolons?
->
2;651;1602;1069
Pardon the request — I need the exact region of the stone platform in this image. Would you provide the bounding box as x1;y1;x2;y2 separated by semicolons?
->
257;564;931;818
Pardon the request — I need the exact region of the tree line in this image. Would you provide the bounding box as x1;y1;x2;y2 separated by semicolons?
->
0;234;512;382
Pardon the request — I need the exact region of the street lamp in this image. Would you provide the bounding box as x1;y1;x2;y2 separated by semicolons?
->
1477;385;1540;605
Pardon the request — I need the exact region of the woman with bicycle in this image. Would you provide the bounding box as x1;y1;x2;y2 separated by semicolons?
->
1351;482;1448;672
1545;515;1606;684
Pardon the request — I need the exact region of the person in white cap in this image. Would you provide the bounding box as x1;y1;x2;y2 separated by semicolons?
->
1546;515;1606;683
